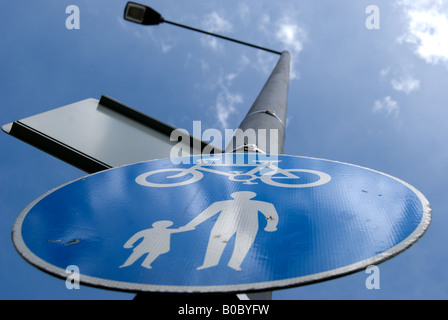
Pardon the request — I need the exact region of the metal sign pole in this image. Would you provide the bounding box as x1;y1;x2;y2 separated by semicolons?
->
226;51;290;300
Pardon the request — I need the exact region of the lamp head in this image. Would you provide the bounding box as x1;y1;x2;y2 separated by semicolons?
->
124;2;163;25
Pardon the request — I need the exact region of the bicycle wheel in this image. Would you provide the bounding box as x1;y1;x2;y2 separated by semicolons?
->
260;169;331;188
135;168;203;187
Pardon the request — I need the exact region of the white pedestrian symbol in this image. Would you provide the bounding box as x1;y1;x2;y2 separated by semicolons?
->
184;191;278;271
120;191;278;271
119;220;183;269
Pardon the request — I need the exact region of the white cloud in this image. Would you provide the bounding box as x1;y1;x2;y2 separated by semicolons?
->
275;23;304;54
201;36;221;51
203;11;233;33
391;76;420;94
200;11;233;51
210;69;246;129
275;16;307;80
237;3;250;20
256;51;277;75
198;54;252;129
398;0;448;65
215;88;243;129
373;96;400;118
380;67;391;77
257;14;271;34
118;16;175;53
255;11;306;80
160;43;172;53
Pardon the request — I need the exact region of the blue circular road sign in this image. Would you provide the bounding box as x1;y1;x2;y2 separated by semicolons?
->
13;154;431;293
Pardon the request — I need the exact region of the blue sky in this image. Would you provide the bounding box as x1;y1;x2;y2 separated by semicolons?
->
1;0;448;299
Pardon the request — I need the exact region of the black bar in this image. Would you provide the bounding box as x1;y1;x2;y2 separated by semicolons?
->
99;95;176;137
7;121;112;174
99;95;221;155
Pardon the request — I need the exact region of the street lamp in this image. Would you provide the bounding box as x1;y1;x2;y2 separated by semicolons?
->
123;1;282;55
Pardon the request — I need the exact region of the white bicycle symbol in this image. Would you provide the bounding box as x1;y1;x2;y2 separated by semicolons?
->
135;159;331;188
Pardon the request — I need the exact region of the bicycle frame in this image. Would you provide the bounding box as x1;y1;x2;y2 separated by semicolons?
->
169;160;303;185
135;157;331;188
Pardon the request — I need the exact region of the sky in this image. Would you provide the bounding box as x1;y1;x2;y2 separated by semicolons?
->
1;0;448;300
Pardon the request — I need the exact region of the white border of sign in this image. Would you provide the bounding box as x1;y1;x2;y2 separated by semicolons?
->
12;154;432;294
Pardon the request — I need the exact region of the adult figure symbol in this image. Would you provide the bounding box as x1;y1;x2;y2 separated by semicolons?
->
183;191;279;271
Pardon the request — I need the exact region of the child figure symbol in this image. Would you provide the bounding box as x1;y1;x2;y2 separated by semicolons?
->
119;220;190;269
